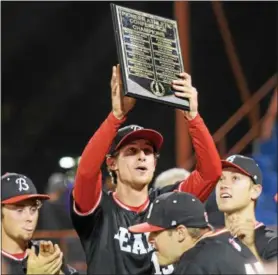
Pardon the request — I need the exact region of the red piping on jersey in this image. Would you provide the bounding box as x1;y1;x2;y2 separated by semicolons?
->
217;221;264;232
112;192;150;213
210;227;229;236
73;112;221;214
1;250;27;261
255;221;264;229
73;191;102;216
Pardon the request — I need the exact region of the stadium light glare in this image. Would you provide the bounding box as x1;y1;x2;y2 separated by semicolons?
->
59;156;75;169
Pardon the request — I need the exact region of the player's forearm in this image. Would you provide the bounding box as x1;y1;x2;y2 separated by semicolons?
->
178;115;221;201
74;112;126;211
186;114;221;182
76;111;125;178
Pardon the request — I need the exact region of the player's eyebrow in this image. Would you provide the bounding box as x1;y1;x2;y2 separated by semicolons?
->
12;200;39;207
128;141;153;147
223;167;242;174
10;203;32;208
4;204;24;210
230;171;243;176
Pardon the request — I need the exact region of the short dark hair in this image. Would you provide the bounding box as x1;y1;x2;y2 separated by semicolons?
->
167;227;203;240
187;227;203;239
249;179;260;209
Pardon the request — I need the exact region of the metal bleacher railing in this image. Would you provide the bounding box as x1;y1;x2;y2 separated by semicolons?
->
175;1;277;166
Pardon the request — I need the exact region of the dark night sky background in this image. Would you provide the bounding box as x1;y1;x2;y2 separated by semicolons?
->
1;1;276;192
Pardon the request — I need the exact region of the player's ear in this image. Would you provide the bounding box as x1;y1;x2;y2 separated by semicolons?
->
251;183;262;200
154;153;160;167
106;156;117;171
154;158;157;168
176;225;186;242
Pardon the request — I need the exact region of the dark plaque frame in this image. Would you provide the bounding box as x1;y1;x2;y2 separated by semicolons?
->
111;4;189;111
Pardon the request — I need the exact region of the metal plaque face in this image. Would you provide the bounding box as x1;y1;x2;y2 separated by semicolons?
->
111;4;189;110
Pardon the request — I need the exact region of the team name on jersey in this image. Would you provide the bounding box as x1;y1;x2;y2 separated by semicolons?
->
114;227;153;255
114;227;174;274
245;262;265;274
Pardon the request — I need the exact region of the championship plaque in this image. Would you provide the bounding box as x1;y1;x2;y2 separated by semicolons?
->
111;4;189;110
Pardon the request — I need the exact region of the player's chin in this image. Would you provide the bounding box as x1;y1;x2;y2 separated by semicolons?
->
156;252;175;266
217;203;234;213
21;231;34;240
133;181;151;189
18;234;33;243
133;175;152;186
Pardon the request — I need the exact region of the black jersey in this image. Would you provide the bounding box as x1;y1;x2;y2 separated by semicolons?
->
212;224;278;262
1;240;78;275
70;185;180;275
254;223;277;262
174;229;264;275
207;217;278;263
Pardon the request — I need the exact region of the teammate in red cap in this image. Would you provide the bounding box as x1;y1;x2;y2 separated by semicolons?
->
1;173;78;275
70;65;222;274
215;155;277;273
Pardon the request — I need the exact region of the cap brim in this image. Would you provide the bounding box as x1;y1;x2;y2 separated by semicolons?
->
1;194;50;204
115;129;163;152
129;222;165;233
221;160;252;177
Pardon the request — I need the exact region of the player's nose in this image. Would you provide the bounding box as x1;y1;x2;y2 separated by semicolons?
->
137;150;146;161
220;184;229;190
219;178;233;188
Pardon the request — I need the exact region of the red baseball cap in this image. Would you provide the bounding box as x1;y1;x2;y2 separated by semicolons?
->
221;155;262;185
109;125;163;155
